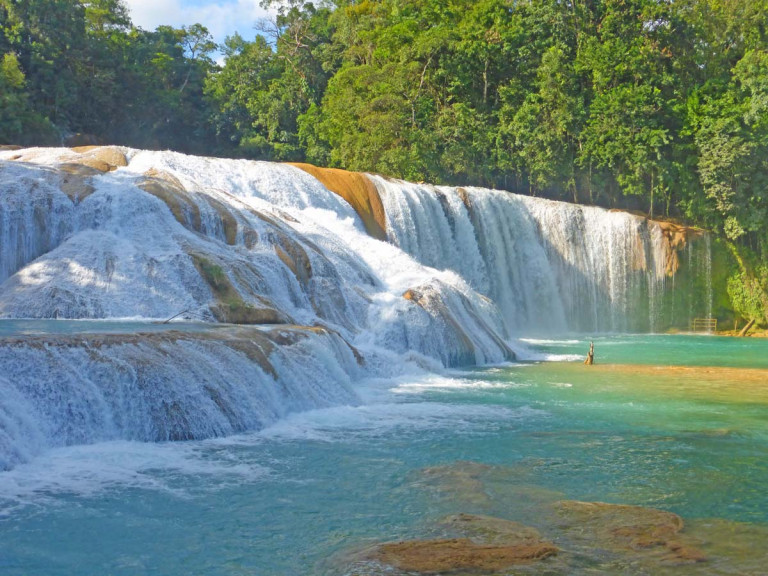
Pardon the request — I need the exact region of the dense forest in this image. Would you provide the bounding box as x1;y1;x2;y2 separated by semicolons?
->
1;0;767;324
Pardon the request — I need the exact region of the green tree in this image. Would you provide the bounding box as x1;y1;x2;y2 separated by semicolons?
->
0;52;54;143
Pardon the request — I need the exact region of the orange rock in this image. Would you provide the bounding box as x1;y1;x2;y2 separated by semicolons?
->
373;538;557;573
367;514;558;574
289;163;387;241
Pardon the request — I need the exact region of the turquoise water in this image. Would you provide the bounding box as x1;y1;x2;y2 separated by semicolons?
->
519;333;768;368
1;335;767;575
0;319;226;336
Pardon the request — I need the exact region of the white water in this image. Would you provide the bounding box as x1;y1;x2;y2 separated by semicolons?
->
374;177;712;333
0;327;363;470
0;148;712;469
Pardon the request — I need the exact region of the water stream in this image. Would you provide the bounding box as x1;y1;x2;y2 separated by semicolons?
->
0;336;766;575
0;148;758;575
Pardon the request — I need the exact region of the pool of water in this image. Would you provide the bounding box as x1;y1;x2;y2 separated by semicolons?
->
1;335;767;575
0;319;223;337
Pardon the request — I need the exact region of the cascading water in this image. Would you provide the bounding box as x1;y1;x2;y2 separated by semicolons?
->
0;147;713;469
0;326;362;471
373;177;712;334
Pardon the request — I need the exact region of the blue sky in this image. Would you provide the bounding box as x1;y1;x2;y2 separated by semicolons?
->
123;0;274;45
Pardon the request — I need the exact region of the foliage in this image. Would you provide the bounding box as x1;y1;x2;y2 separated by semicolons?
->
0;51;55;143
0;0;215;151
0;0;767;317
727;267;768;325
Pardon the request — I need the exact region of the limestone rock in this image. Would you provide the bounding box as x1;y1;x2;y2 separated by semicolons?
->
138;170;203;231
56;163;100;203
402;283;516;365
372;538;557;574
555;500;707;564
189;253;291;325
69;145;128;171
366;514;557;574
651;219;703;277
289;163;388;241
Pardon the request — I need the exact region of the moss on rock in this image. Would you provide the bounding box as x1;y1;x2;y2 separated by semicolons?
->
190;253;289;324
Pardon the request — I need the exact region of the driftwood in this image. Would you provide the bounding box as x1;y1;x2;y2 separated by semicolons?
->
584;341;595;365
739;319;756;337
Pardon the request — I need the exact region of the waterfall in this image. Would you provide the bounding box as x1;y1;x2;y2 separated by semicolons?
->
705;235;713;321
0;147;714;469
0;326;362;471
372;177;711;334
0;163;78;284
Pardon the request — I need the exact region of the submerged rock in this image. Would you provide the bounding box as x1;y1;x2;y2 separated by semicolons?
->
555;500;707;565
418;461;565;516
400;462;715;574
684;517;768;574
371;538;557;574
362;514;557;574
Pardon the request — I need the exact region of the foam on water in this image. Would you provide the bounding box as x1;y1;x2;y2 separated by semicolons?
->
0;439;271;515
391;376;523;393
507;339;585;362
0;371;543;512
0;147;715;471
0;327;362;470
259;401;539;442
520;338;582;345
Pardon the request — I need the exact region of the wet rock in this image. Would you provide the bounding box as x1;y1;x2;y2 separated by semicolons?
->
456;186;472;211
189;253;291;325
402;283;515;365
366;514;557;574
274;233;312;287
209;302;287;325
138;170;203;231
289;163;388;241
555;500;707;565
372;538;557;574
69;145;128;172
56;163;98;203
651;219;703;277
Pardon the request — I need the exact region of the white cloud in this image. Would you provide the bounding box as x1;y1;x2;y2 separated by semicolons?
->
123;0;274;43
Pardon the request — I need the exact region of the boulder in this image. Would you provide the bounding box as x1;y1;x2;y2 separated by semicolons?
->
69;145;128;172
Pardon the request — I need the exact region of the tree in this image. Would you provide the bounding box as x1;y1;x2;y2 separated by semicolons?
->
0;52;54;143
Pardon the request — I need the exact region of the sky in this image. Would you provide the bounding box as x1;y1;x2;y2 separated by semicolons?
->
123;0;275;45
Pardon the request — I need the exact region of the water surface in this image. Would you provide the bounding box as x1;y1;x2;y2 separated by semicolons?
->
1;334;767;575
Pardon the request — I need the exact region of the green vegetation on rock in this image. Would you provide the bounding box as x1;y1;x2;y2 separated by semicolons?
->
190;254;287;324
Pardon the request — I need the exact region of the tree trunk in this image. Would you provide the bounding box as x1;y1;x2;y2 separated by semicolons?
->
649;170;654;219
584;341;594;365
739;319;756;337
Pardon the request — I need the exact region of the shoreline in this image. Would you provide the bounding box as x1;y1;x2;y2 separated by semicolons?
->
715;328;768;338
